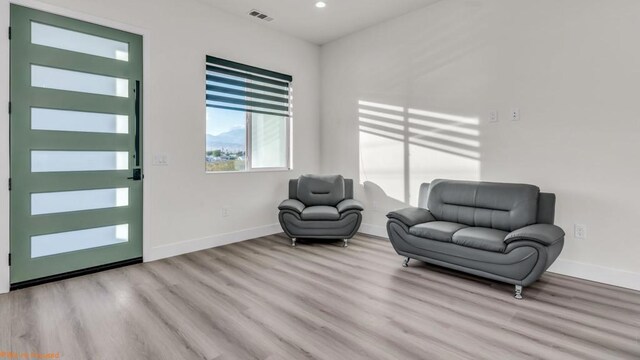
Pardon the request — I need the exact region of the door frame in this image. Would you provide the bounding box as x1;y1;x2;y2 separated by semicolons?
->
0;0;152;293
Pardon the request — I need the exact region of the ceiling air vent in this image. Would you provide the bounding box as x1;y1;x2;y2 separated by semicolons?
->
248;9;274;22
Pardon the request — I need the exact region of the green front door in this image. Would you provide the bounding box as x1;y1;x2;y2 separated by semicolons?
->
10;5;143;285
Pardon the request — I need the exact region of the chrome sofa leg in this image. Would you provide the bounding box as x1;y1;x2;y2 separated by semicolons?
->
514;285;523;300
402;257;410;267
343;239;348;247
291;238;297;247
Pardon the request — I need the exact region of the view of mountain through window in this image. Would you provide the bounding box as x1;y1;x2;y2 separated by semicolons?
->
206;107;247;171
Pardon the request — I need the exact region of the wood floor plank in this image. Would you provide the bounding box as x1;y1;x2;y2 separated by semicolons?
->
0;233;638;359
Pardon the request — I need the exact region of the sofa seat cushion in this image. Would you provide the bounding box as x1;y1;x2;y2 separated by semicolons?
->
409;221;468;242
301;206;340;221
452;227;508;252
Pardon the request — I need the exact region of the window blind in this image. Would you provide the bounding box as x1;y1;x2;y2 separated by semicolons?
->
206;56;292;117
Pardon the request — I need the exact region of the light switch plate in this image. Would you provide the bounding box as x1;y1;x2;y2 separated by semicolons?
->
489;110;499;123
152;154;169;166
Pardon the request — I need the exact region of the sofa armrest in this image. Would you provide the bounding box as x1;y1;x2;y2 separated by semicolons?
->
336;199;364;213
386;207;435;227
278;199;305;213
504;224;565;246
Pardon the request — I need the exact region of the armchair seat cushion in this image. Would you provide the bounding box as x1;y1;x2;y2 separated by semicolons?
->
452;227;509;252
301;206;341;221
409;221;468;242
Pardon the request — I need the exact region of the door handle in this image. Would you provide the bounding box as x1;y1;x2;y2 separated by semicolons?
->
128;168;143;181
134;80;141;167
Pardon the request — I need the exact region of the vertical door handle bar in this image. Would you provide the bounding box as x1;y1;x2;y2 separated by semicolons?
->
127;80;142;181
134;80;141;167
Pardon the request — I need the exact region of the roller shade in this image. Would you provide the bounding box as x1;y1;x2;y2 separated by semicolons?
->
206;56;292;117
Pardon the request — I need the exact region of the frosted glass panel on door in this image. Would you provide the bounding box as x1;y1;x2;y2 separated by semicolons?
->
31;151;129;172
251;113;288;168
31;22;129;61
31;224;129;258
31;188;128;215
31;65;129;97
32;108;128;134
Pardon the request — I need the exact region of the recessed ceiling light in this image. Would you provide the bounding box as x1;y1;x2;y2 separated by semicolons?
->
315;1;327;8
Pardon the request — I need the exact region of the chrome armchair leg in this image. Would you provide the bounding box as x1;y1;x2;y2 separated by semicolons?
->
343;239;348;247
514;285;523;300
402;257;410;267
291;238;297;247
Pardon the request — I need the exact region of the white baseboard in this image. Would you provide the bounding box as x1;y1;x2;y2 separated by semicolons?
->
358;223;640;292
547;259;640;291
359;223;388;238
0;275;8;294
145;223;282;262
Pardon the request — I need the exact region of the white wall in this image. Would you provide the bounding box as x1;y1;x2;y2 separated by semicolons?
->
0;0;321;292
321;0;640;289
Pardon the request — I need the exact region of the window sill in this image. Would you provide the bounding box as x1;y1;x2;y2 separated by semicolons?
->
205;168;292;175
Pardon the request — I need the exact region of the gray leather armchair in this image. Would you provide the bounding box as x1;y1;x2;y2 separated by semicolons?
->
386;179;565;299
278;175;363;247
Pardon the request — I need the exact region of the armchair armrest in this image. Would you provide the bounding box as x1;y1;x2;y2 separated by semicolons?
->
336;199;364;213
504;224;565;246
278;199;305;213
386;207;435;227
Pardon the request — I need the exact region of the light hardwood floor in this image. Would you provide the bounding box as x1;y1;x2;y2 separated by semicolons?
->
0;233;638;359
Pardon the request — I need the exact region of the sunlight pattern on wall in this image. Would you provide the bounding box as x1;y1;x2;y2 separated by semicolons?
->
358;100;480;206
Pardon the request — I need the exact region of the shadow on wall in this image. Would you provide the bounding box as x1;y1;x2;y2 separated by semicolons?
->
358;100;481;207
362;181;406;215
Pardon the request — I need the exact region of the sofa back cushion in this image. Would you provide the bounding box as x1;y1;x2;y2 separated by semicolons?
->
426;179;540;231
297;175;345;206
290;178;354;200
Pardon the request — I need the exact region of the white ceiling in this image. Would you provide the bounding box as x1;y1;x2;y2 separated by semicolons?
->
201;0;440;45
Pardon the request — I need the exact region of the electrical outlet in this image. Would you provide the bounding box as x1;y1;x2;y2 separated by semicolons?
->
221;207;230;217
510;108;520;121
574;224;587;239
489;110;499;123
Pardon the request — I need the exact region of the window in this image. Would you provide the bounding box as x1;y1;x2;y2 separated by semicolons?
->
205;56;292;172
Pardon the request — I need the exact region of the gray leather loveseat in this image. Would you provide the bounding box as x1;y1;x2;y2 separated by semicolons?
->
279;175;364;247
386;179;564;299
